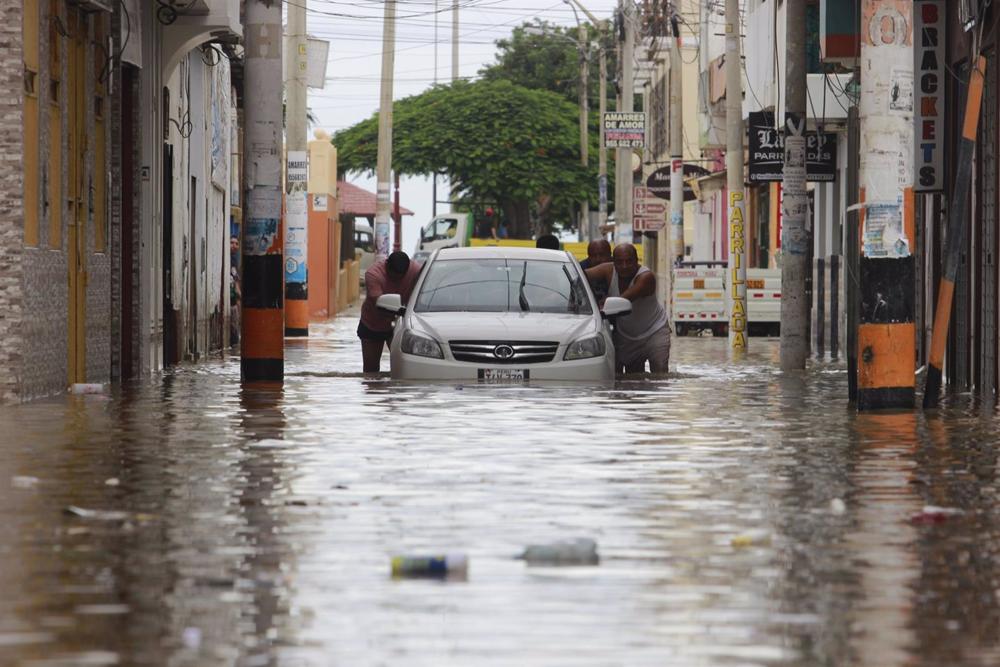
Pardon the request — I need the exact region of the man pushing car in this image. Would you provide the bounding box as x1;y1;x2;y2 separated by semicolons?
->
359;251;422;373
584;243;670;374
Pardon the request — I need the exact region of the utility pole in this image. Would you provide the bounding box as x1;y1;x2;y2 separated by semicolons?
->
668;5;683;262
450;0;459;208
780;0;808;368
375;0;396;259
598;39;607;239
854;0;916;409
452;1;459;81
578;22;590;241
393;171;401;251
566;0;607;240
242;0;284;382
284;0;309;337
725;0;747;353
432;0;438;217
615;0;635;240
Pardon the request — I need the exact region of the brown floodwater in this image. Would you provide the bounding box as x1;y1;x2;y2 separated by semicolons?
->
1;315;999;666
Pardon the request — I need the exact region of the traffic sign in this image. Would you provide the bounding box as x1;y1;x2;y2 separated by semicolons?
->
633;217;666;232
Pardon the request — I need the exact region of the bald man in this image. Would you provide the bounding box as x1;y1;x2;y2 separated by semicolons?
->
585;244;670;374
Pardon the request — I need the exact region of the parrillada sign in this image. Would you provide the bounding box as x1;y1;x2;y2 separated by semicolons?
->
914;0;945;192
748;111;838;183
748;112;784;182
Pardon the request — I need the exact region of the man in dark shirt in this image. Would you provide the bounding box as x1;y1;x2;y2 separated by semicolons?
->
359;251;422;372
579;239;612;304
535;234;560;250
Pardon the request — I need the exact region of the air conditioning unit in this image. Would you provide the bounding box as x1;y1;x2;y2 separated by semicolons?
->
66;0;113;12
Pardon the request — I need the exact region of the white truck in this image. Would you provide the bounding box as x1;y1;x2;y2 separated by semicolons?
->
414;212;475;257
672;261;781;336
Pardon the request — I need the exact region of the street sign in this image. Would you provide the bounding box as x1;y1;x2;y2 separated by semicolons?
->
914;0;945;192
645;164;707;202
604;112;646;148
632;186;665;231
633;217;666;232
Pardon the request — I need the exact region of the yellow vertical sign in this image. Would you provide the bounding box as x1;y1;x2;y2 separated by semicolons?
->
729;190;747;350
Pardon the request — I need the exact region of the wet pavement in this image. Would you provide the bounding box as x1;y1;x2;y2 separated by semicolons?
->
2;311;1000;666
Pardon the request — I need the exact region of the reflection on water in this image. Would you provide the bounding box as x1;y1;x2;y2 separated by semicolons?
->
1;316;1000;665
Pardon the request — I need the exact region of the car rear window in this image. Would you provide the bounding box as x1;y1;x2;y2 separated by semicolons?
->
414;259;593;315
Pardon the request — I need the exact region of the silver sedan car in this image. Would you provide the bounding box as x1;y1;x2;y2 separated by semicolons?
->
376;246;631;382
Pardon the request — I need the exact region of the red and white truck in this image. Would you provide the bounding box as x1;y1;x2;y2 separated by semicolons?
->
672;261;781;336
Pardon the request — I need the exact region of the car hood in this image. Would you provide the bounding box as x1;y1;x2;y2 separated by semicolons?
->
408;311;598;344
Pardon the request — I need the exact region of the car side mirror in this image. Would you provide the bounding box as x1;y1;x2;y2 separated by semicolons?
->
601;296;632;319
376;293;405;316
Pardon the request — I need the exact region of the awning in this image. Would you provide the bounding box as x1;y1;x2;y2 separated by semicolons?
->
337;180;414;218
688;170;727;200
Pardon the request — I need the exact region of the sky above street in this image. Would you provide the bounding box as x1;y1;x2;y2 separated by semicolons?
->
301;0;623;250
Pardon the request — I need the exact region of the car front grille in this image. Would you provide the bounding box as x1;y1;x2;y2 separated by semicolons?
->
449;340;560;364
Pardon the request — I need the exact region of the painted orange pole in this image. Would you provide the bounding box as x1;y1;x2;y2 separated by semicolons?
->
923;55;986;408
241;0;284;383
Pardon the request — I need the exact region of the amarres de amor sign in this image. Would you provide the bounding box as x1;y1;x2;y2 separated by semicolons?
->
604;112;646;148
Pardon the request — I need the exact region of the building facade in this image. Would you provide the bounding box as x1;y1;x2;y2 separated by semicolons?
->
0;0;242;402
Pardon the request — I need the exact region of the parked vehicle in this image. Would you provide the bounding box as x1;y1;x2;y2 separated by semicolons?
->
414;213;474;255
672;261;781;336
355;222;375;283
376;246;631;382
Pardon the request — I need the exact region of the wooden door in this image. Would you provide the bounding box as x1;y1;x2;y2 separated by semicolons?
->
67;8;87;383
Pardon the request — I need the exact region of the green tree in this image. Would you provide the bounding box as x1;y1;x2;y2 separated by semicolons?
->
333;79;597;238
479;20;617;105
478;21;619;229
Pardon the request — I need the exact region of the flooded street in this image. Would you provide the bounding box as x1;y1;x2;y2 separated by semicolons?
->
2;313;1000;666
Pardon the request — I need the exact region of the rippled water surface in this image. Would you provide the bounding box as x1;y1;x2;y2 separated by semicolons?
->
2;312;1000;666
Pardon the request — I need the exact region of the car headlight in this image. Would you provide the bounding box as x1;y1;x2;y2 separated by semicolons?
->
564;335;606;360
401;330;444;359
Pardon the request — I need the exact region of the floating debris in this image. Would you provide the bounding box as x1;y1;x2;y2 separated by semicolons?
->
182;627;202;649
731;529;772;548
520;538;599;565
70;383;107;395
391;554;468;579
12;476;40;489
911;505;965;525
63;506;130;521
73;604;130;615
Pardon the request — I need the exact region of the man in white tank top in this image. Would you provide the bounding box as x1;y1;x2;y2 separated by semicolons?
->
584;244;670;374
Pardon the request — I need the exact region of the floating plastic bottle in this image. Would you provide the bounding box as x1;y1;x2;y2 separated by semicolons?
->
391;553;468;579
520;538;599;565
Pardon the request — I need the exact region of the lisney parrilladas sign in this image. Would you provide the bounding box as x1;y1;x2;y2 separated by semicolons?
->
748;111;838;183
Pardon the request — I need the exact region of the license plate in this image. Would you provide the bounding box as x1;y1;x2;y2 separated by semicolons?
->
478;368;528;383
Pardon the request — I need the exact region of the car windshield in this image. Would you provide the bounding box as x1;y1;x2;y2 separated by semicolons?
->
414;258;593;314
